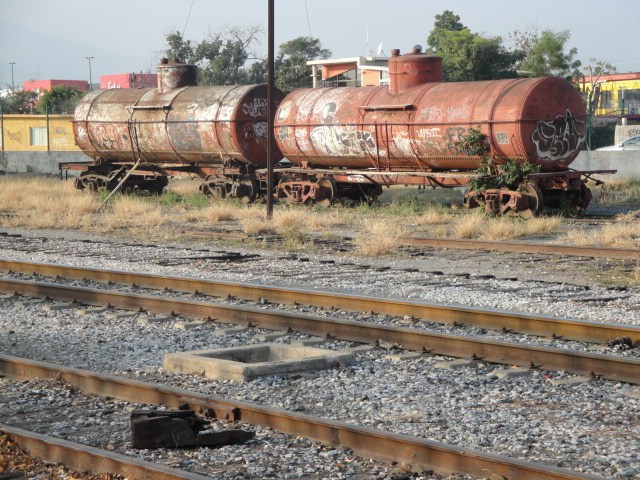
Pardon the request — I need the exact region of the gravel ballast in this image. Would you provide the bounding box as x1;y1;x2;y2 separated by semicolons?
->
0;229;639;479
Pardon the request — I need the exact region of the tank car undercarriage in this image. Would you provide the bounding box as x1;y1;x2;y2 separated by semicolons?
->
66;160;610;217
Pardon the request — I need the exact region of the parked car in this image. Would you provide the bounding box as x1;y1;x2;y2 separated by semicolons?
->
596;135;640;151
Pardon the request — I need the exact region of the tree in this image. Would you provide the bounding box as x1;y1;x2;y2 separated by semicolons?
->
37;85;85;114
426;11;522;81
164;26;263;86
275;37;331;92
0;90;38;114
515;29;582;79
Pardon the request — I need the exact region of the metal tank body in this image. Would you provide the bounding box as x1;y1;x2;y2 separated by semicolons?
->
274;49;586;173
73;61;284;167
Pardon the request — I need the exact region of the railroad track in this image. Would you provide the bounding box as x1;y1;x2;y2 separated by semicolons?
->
397;236;640;260
0;259;637;346
0;424;210;480
0;355;603;480
0;261;638;384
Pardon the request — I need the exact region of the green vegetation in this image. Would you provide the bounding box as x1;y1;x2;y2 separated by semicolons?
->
164;29;330;90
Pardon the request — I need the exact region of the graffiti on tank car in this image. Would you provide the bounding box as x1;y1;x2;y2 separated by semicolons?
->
169;121;202;151
278;126;292;141
445;127;468;154
417;127;441;139
242;98;267;118
277;101;292;121
310;101;378;156
75;126;87;141
244;121;268;140
532;109;585;161
392;131;415;156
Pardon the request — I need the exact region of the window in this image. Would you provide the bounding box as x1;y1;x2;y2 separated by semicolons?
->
30;127;47;146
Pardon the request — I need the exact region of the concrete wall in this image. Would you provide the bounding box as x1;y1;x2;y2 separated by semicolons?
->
0;151;89;175
572;150;640;180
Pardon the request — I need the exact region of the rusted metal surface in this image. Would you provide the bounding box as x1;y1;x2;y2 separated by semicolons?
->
0;356;603;479
0;259;638;347
73;61;284;167
274;49;586;173
0;276;637;383
0;423;211;480
397;236;640;260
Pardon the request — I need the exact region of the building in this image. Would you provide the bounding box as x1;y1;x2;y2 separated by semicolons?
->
581;72;640;117
100;73;157;89
23;79;89;95
307;56;389;88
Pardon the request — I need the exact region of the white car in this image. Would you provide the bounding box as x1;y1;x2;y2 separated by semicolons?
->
596;135;640;151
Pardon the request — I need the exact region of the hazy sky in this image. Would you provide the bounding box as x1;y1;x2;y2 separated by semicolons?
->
1;0;639;88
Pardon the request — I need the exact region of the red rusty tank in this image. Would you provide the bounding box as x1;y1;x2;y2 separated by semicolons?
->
73;60;284;167
274;48;587;173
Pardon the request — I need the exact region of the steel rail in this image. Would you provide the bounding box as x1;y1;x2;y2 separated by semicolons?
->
0;277;638;384
0;259;638;347
0;355;603;480
0;424;210;480
398;236;640;260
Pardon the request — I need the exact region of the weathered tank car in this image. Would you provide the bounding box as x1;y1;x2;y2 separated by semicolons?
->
73;59;284;202
273;47;599;216
71;51;610;216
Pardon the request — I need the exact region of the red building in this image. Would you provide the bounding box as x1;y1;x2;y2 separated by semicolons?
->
23;79;89;95
100;73;157;89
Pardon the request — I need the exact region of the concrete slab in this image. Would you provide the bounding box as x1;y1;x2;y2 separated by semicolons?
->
549;376;591;386
342;344;378;354
213;326;250;337
42;303;77;312
434;359;477;370
106;311;138;320
174;320;210;330
165;343;353;382
624;389;640;400
138;315;173;325
386;352;422;362
253;331;287;342
15;299;47;307
290;337;327;347
490;367;533;380
75;307;109;316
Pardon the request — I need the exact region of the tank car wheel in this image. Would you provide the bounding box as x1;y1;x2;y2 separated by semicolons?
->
315;177;337;207
517;183;543;219
234;175;258;204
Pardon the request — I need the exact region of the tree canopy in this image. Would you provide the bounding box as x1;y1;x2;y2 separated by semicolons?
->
426;10;522;81
514;29;582;79
37;85;84;114
275;37;331;92
165;26;263;85
0;90;39;114
164;29;331;91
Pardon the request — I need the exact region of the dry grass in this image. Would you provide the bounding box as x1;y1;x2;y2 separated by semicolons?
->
353;216;408;255
0;176;569;252
562;216;640;249
0;177;100;229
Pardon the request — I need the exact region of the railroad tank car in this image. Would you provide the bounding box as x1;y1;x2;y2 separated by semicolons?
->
72;59;284;201
71;51;608;216
273;47;593;215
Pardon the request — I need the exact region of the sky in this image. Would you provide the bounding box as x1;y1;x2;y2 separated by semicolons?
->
1;0;639;88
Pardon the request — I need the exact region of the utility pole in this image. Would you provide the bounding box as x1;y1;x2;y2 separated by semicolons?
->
9;62;15;90
266;0;275;219
86;56;94;90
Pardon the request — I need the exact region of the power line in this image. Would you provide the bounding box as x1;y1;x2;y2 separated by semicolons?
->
182;0;195;37
304;0;312;37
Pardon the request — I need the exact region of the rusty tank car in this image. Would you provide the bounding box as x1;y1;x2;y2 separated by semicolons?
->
70;51;612;216
72;59;284;202
272;47;604;216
